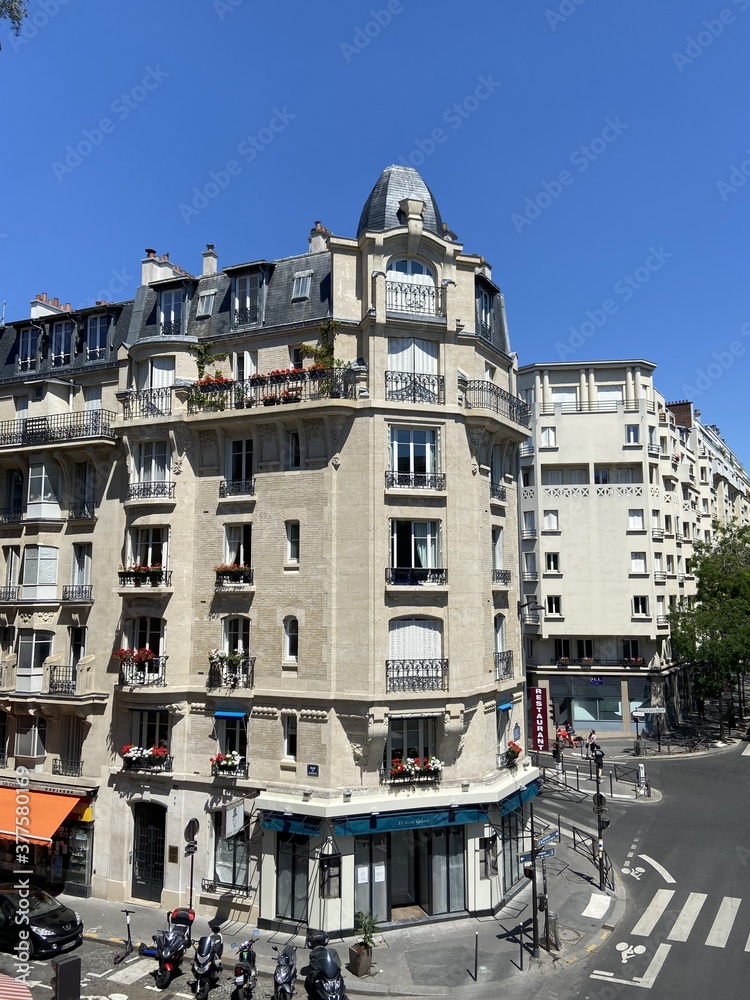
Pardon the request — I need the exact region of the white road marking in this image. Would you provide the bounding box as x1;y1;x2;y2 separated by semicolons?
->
107;958;154;984
741;744;750;756
591;943;672;990
668;892;707;941
705;897;741;947
745;929;750;952
638;854;676;883
582;893;612;919
631;889;675;936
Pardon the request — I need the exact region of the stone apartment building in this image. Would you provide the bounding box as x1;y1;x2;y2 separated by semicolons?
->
517;360;750;739
0;165;537;934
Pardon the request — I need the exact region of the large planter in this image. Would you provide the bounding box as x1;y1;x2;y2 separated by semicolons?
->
349;943;372;978
263;398;279;406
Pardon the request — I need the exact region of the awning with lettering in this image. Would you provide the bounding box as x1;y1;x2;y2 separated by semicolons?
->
261;811;321;837
0;788;82;845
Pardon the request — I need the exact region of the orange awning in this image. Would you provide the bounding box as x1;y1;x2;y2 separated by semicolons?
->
0;788;82;845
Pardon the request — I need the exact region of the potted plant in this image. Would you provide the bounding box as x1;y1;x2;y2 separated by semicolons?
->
262;393;279;406
210;750;244;774
280;388;301;404
349;910;378;977
505;740;523;766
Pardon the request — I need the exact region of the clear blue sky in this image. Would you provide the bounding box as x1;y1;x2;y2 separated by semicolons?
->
1;0;748;463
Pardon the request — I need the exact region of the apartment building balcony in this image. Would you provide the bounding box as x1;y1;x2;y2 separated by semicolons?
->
492;569;512;586
0;656;107;703
219;477;256;499
0;409;117;450
126;481;176;502
160;320;183;337
385;279;444;317
657;615;669;628
0;507;24;525
521;529;537;540
48;664;80;695
207;655;255;690
675;532;684;543
519;443;535;457
52;757;84;777
647;443;661;457
0;587;19;602
214;567;254;589
522;612;541;625
187;370;357;414
120;387;173;420
386;658;449;693
122;753;173;773
117;568;172;589
61;585;94;604
119;656;167;687
652;528;664;541
464;380;531;429
385;371;445;405
381;762;443;786
522;571;538;582
385;567;447;586
494;650;514;681
654;571;667;583
68;503;97;521
490;481;507;501
385;471;446;491
211;760;248;779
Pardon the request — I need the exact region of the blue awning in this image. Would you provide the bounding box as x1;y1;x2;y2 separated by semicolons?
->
214;711;246;719
498;781;540;817
497;702;514;712
333;807;488;837
262;812;321;837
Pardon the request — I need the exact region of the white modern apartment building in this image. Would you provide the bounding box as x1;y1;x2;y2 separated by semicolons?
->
517;361;749;739
0;166;538;934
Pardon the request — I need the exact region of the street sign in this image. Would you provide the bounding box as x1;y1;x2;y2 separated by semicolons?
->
185;840;197;856
592;793;606;808
635;707;666;714
518;847;556;863
589;676;603;685
535;830;559;849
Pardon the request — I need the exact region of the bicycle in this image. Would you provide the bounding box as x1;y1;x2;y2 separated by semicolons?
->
113;909;137;965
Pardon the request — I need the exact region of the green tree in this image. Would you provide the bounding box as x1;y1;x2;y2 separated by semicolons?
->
0;1;28;35
670;523;750;736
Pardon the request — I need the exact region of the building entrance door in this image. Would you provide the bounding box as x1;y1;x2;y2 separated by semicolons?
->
390;830;430;919
131;803;165;902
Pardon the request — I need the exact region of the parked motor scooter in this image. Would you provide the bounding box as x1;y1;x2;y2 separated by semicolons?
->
232;929;260;1000
191;927;223;1000
304;931;346;1000
151;907;195;989
272;943;297;1000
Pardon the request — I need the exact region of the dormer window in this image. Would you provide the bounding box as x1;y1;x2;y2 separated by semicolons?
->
234;273;259;327
386;259;439;316
51;320;73;367
196;291;215;319
291;270;312;301
18;328;38;372
159;289;184;336
476;283;494;340
86;315;108;362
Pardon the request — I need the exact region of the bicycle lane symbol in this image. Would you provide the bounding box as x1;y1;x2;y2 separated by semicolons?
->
591;942;672;989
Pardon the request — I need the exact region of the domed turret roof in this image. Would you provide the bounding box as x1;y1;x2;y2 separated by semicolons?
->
357;165;444;238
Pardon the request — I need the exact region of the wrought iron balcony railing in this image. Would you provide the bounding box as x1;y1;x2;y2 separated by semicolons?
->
234;306;259;327
494;650;514;681
215;568;254;588
657;615;669;627
207;656;255;689
123;754;173;772
52;758;83;777
201;877;252;896
187;369;356;414
211;761;249;779
385;567;447;586
126;481;176;501
382;765;442;785
160;321;184;337
0;409;117;448
652;528;664;541
490;481;507;501
0;587;19;601
464;381;531;429
68;504;96;521
385;279;444;317
219;478;256;498
119;656;168;687
385;371;445;405
117;569;172;588
121;387;173;419
0;507;24;524
49;664;78;694
62;585;94;602
384;471;446;490
492;569;512;586
386;658;449;693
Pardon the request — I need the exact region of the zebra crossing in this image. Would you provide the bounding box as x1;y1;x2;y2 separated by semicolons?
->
630;887;748;949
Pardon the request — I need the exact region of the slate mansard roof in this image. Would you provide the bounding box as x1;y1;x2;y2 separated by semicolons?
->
357;165;445;239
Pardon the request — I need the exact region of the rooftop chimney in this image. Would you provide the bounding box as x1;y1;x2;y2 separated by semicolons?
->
30;292;69;319
308;221;329;254
141;248;192;285
202;244;218;277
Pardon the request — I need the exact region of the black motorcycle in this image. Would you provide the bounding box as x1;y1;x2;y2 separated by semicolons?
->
152;907;195;990
232;930;260;1000
304;931;346;1000
272;943;297;1000
191;928;223;1000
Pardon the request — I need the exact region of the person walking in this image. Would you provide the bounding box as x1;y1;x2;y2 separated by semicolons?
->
592;743;605;780
587;729;597;755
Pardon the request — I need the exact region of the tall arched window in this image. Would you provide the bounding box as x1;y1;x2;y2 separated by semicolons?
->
284;617;299;661
386;259;438;315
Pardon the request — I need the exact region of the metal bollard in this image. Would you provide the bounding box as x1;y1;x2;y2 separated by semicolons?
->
546;910;561;951
634;739;642;756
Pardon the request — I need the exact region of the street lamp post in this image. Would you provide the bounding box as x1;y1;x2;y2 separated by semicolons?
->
595;760;605;891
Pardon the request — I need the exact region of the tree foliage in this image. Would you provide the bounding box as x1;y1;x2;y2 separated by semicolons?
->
0;1;27;35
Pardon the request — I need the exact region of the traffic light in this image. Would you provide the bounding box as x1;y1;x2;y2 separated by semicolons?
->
549;703;556;725
524;865;534;879
537;894;546;912
551;742;560;761
51;955;81;1000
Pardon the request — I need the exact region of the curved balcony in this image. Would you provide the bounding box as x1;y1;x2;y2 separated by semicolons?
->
121;387;173;420
385;372;445;405
126;481;176;501
464;381;531;429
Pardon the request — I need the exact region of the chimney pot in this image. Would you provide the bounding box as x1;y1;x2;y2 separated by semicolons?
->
145;248;156;258
206;243;214;251
162;252;169;261
64;303;71;312
52;297;59;307
41;293;48;302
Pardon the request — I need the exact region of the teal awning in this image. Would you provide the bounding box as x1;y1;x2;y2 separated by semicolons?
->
498;781;540;817
497;702;514;711
262;812;320;837
214;710;246;718
334;807;489;837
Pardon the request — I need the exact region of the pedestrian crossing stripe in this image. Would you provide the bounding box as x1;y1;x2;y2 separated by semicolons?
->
632;890;746;948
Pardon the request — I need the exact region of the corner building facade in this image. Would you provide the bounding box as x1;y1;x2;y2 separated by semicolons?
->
0;166;537;934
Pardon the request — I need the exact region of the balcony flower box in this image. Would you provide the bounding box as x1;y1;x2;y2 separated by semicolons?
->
262;394;279;406
505;740;523;766
280;389;302;404
121;744;171;771
388;756;443;783
558;657;569;665
581;657;593;665
113;646;155;665
210;751;246;777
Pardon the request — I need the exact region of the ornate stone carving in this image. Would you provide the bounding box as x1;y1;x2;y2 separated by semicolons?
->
304;418;326;460
442;704;466;762
364;709;388;770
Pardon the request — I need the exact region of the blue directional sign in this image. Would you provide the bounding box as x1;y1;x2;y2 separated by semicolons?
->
589;676;603;685
535;831;559;849
518;847;556;863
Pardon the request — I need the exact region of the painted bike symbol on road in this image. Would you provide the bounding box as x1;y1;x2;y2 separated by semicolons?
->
616;941;647;964
622;865;646;880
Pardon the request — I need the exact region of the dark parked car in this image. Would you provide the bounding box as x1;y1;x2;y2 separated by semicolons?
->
0;885;83;959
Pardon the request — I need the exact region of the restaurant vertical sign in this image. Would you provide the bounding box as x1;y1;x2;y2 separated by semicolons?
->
529;686;548;752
